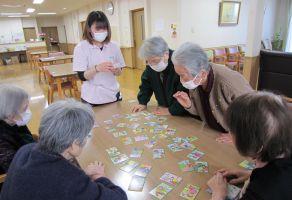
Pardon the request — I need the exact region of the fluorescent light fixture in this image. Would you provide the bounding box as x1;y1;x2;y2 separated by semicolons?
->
63;8;67;10
26;8;35;13
0;13;22;16
33;0;44;4
0;4;23;8
8;15;30;18
37;12;56;15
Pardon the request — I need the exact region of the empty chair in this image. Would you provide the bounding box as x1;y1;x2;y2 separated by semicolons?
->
214;47;238;71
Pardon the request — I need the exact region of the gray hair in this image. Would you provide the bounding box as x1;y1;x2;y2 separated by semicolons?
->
139;36;169;58
172;42;209;76
38;99;95;154
0;84;29;120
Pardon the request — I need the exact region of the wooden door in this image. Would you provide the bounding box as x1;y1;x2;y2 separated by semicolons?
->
23;27;37;41
132;9;145;69
41;27;59;47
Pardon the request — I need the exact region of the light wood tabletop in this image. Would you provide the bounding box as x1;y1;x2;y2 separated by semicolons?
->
39;55;73;64
46;63;76;78
30;51;48;55
78;101;245;200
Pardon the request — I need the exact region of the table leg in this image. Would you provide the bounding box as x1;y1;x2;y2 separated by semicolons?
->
56;78;64;99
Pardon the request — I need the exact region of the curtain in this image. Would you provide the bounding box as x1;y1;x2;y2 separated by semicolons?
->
284;0;292;51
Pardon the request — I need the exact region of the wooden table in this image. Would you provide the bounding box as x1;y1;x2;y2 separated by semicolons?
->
39;55;73;66
29;51;48;68
78;102;245;200
46;63;77;99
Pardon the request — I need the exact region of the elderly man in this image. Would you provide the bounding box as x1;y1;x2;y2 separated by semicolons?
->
1;99;127;200
132;36;189;116
172;42;253;137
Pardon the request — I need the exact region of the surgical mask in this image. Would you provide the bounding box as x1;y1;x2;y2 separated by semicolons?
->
149;60;168;72
93;31;108;42
15;109;32;126
182;74;202;90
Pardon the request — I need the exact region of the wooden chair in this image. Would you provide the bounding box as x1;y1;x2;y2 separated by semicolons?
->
0;173;6;184
44;68;76;104
34;57;47;83
204;49;215;62
214;47;238;71
226;46;244;72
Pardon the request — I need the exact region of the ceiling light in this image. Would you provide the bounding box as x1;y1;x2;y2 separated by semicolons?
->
8;15;30;18
0;4;23;8
63;8;67;10
33;0;44;4
37;12;56;15
26;8;35;13
0;13;22;16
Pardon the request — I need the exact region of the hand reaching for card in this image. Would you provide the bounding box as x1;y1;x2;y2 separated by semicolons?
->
132;104;146;113
173;91;192;109
153;107;170;116
84;161;105;181
207;173;227;200
216;168;251;185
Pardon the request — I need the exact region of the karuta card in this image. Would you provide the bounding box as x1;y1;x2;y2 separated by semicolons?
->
107;128;116;133
180;142;196;150
104;120;113;126
157;117;167;123
120;160;139;173
117;123;127;128
133;127;146;134
172;137;183;143
134;135;149;142
112;114;124;119
160;172;182;186
193;161;208;173
110;154;129;165
128;175;146;192
165;128;176;135
239;160;255;170
122;137;133;145
113;131;128;138
187;150;205;161
128;123;140;130
134;164;152;177
144;140;156;148
106;147;120;157
185;136;198;142
167;143;183;152
149;182;173;200
177;160;194;172
180;184;200;200
130;147;144;158
153;149;165;159
129;118;140;122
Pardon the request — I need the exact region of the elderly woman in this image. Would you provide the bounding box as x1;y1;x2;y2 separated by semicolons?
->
172;42;252;136
132;36;188;116
0;85;34;176
1;100;127;200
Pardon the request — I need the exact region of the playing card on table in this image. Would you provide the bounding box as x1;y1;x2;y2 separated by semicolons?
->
133;127;146;134
107;128;116;133
165;128;176;135
122;137;133;145
110;154;129;165
106;147;120;157
128;175;146;191
239;160;255;170
157;117;167;123
150;127;164;134
104;120;113;126
141;111;152;116
180;184;200;200
145;115;156;120
160;172;182;186
128;123;140;130
193;161;208;173
149;182;173;200
129;118;140;122
134;135;149;142
112;114;124;119
130;147;144;158
144;140;156;148
185;136;198;142
187;150;205;161
120;160;139;173
172;137;183;143
153;149;165;159
113;131;128;138
167;143;183;152
117;123;127;128
144;121;159;127
134;164;152;177
180;142;196;150
177;160;194;172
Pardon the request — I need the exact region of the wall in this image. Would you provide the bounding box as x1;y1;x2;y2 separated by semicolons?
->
21;17;39;36
262;0;278;40
0;18;25;44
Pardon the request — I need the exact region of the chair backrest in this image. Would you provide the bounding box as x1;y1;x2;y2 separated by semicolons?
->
214;48;227;56
204;49;214;62
226;46;239;54
49;52;65;57
0;173;6;184
44;67;55;85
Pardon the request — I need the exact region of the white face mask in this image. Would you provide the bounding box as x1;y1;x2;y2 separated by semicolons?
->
93;31;108;42
15;109;32;127
182;74;202;90
149;60;168;72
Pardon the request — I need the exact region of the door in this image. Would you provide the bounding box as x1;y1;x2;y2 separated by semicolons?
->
23;27;37;41
132;9;145;69
41;27;60;51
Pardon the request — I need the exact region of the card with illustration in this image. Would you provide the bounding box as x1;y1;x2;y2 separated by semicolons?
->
133;127;147;134
128;123;140;130
129;118;140;122
157;117;167;123
128;175;146;192
122;137;133;145
172;137;183;143
113;131;128;138
144;121;160;127
110;153;128;165
167;143;183;152
180;184;200;200
106;147;120;157
150;127;164;134
193;161;208;173
153;149;165;159
144;140;156;148
177;160;194;172
180;142;196;150
149;182;173;200
120;160;139;173
187;150;205;161
160;172;182;186
145;115;157;120
165;128;176;135
104;120;113;126
130;147;144;158
134;164;152;177
239;160;255;170
112;114;124;119
107;128;116;133
117;123;128;128
134;135;149;142
185;136;198;142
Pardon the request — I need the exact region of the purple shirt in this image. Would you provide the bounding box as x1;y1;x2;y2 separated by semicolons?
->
73;40;125;104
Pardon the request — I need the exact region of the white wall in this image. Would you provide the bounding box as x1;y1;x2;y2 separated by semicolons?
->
21;17;40;36
262;0;278;40
0;18;25;44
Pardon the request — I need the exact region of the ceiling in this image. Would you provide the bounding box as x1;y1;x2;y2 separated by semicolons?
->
0;0;99;17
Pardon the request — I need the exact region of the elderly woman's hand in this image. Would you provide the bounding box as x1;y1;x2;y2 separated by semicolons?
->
85;161;105;181
132;104;146;113
173;91;192;109
207;173;227;200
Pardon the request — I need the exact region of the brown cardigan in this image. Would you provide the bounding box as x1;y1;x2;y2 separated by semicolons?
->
186;63;253;132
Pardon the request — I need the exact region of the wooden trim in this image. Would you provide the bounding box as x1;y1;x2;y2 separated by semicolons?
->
0;173;6;183
121;47;135;68
243;56;260;89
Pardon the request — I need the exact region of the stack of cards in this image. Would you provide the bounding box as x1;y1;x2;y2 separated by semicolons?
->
160;172;182;186
168;143;183;152
187;150;205;161
180;184;200;200
149;183;173;200
128;175;146;192
239;160;255;170
130;147;144;158
134;164;152;177
120;160;139;173
178;160;194;172
153;149;165;159
193;161;208;173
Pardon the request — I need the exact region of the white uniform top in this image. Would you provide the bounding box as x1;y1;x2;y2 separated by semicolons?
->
73;40;125;104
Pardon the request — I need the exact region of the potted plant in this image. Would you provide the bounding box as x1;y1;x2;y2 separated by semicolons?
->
272;31;283;51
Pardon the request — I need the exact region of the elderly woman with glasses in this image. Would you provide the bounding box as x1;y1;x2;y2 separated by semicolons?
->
172;42;253;139
132;36;189;116
1;99;127;200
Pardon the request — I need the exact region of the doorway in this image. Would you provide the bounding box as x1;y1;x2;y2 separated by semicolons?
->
132;9;145;69
41;27;60;51
23;27;37;41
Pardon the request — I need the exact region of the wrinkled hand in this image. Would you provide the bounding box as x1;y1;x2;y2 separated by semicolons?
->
111;67;122;76
207;173;227;200
95;62;115;72
132;104;146;113
173;91;192;109
84;161;105;181
216;134;234;145
216;168;251;185
153;107;170;116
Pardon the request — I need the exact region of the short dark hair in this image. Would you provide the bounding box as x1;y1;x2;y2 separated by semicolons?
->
225;91;292;162
83;11;111;44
